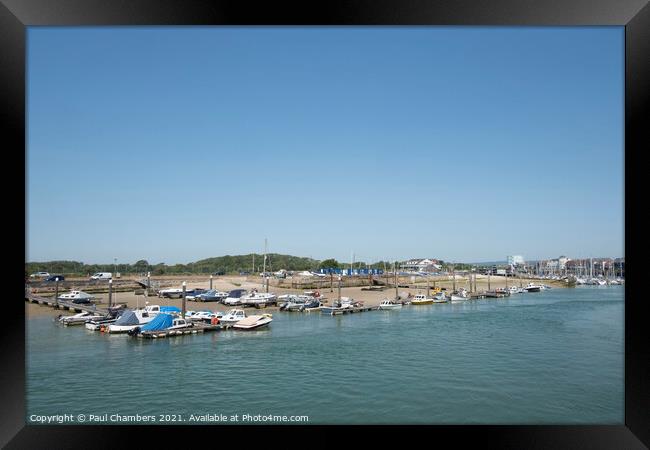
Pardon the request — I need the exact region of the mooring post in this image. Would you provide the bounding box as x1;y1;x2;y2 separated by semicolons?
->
210;274;213;290
453;270;456;292
330;273;333;292
488;272;491;291
266;275;269;293
108;278;113;308
394;265;398;300
182;281;187;318
338;275;342;303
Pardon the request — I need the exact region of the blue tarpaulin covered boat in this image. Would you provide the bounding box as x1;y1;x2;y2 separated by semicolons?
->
160;306;181;314
139;313;174;332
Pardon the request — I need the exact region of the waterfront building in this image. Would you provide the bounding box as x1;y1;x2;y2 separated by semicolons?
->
507;255;525;266
400;258;441;272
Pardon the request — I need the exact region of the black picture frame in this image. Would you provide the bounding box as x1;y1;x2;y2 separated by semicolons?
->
5;0;648;447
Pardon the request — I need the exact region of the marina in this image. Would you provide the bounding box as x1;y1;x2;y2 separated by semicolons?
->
25;285;624;424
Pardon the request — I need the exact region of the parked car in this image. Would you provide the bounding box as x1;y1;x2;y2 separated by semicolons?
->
90;272;112;280
45;275;65;282
30;272;50;278
212;270;225;276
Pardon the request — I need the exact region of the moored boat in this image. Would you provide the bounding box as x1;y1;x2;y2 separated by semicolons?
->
378;299;402;310
58;290;95;304
524;283;543;292
223;289;248;306
233;313;273;330
106;309;156;333
432;292;448;303
450;288;470;302
219;309;247;325
58;311;105;326
410;294;434;305
240;290;277;307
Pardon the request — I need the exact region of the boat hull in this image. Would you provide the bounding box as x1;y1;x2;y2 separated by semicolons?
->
233;318;272;330
378;304;402;310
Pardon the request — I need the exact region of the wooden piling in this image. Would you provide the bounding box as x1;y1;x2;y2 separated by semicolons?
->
181;282;187;318
55;278;59;307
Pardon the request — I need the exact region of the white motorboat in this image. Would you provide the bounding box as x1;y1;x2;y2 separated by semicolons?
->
233;313;273;330
450;289;470;302
85;317;117;331
240;290;277;306
432;291;448;303
278;294;306;311
157;288;184;298
320;298;356;315
506;286;519;295
58;311;105;326
524;283;543;292
219;309;247;325
106;309;156;333
167;318;194;331
378;299;402;310
58;290;95;303
186;310;223;323
223;289;248;306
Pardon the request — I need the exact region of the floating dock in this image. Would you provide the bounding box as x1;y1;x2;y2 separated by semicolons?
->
322;305;378;316
137;322;231;339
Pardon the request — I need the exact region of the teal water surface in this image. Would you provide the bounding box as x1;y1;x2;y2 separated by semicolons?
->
26;286;624;424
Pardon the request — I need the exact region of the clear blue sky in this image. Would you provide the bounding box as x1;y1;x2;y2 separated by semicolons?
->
27;27;624;265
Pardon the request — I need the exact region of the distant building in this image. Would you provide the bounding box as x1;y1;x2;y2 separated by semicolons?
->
558;256;570;269
400;258;441;272
507;255;525;266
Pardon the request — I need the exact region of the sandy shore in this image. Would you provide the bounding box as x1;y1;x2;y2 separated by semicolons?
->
26;274;566;318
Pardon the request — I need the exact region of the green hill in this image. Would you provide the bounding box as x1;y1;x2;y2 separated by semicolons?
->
25;254;321;277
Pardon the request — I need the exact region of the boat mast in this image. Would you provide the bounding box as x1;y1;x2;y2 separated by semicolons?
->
394;261;398;300
263;238;268;292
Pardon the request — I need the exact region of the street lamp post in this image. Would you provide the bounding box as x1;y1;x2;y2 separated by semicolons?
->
54;277;60;307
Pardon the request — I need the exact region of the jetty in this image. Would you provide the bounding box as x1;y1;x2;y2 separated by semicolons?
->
323;305;378;316
137;322;231;339
25;292;112;315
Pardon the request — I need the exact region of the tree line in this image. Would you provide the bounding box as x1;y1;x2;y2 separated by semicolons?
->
26;255;478;278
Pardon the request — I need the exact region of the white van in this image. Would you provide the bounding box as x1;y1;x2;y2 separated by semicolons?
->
90;272;112;280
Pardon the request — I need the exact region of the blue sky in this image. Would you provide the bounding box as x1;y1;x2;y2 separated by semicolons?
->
26;27;624;264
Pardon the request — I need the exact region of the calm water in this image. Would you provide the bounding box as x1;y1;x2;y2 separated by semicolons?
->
26;286;624;424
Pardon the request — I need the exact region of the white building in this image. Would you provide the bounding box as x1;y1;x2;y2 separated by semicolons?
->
401;258;441;272
558;256;570;269
507;255;525;266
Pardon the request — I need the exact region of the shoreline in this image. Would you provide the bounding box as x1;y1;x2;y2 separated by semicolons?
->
26;274;570;318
